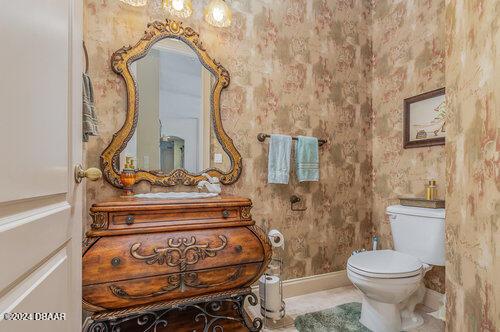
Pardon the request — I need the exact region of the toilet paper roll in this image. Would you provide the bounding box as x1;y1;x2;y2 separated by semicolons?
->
268;229;284;248
259;275;282;313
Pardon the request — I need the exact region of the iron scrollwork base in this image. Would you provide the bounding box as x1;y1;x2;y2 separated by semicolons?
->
85;292;262;332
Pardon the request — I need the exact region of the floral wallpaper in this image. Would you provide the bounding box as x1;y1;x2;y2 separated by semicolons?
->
83;0;500;325
445;0;500;329
371;0;446;293
83;0;373;280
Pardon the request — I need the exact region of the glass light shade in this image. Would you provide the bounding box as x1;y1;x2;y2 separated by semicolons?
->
204;0;232;28
118;0;147;6
164;0;193;18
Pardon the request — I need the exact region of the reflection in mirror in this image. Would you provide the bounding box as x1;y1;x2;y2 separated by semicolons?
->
120;38;230;175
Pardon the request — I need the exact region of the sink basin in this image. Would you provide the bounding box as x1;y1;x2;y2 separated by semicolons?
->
134;192;219;199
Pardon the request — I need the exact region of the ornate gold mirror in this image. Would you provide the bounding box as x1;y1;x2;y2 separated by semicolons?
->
101;20;242;187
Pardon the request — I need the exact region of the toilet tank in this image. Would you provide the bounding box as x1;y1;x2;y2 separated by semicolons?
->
386;205;445;266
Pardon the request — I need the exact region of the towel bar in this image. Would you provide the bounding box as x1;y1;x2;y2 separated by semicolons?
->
257;133;327;146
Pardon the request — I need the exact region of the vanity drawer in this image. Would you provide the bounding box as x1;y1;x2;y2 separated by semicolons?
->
108;207;240;230
82;227;264;286
83;263;261;310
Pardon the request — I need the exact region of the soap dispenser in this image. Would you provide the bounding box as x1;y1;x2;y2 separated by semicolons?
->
425;180;437;200
120;156;137;196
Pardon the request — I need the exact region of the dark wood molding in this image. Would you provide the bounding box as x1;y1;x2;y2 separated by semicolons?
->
403;87;446;149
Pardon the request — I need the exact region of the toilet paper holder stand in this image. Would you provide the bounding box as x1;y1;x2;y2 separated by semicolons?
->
260;257;286;323
259;224;286;325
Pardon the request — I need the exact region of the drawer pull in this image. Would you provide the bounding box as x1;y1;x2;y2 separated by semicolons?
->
109;267;243;300
111;257;121;267
130;235;228;271
222;210;230;218
235;245;243;253
125;215;135;225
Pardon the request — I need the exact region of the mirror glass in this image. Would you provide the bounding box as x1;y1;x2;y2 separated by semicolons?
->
119;38;231;175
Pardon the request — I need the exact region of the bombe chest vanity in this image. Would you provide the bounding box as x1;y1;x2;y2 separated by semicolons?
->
83;195;271;331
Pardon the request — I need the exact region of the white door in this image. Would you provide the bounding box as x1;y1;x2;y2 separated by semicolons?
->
0;1;82;331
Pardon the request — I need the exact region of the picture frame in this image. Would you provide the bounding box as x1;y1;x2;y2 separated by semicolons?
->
403;87;446;149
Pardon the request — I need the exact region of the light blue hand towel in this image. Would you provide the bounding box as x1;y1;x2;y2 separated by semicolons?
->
296;136;319;182
268;134;292;184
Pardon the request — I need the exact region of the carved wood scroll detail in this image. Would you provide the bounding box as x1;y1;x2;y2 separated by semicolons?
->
109;267;242;300
130;235;227;272
101;19;242;188
114;235;235;300
82;237;100;256
240;206;252;220
247;226;273;285
90;212;108;230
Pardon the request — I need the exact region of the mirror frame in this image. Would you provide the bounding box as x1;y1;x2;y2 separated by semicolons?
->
101;19;242;188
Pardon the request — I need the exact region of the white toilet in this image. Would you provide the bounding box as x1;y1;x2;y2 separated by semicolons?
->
347;205;445;332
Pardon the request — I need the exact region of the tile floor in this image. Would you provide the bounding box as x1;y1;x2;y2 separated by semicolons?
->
247;286;444;332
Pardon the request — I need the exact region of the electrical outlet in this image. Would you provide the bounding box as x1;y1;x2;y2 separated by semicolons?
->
214;153;223;164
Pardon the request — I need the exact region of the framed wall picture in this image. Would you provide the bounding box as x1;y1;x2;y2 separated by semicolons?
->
403;87;446;148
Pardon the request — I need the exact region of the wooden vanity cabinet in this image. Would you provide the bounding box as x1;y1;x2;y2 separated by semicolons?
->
82;195;272;316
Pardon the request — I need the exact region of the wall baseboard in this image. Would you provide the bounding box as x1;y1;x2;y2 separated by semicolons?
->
423;288;445;311
251;270;445;312
252;270;351;299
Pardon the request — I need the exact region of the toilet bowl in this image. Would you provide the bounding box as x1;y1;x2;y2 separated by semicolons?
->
347;250;431;332
347;205;445;332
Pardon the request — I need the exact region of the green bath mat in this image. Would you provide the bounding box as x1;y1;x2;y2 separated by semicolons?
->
294;302;371;332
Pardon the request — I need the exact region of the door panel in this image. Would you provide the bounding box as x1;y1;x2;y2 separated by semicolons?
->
0;200;70;291
0;1;70;203
0;248;70;332
0;0;82;331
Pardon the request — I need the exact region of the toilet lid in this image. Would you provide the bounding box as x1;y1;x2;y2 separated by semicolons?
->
347;250;423;278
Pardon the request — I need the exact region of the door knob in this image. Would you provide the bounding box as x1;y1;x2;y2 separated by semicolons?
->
75;164;103;183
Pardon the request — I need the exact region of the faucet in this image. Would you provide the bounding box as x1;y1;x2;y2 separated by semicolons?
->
197;173;221;194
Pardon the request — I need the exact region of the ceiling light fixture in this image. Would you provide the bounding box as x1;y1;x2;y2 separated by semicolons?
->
163;0;193;18
204;0;232;28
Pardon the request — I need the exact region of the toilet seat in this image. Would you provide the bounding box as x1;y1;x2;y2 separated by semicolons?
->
347;265;422;279
347;250;423;279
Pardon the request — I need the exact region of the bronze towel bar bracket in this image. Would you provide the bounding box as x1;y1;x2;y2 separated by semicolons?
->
257;133;327;146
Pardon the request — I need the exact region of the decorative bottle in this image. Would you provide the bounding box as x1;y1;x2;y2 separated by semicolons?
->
120;156;136;196
425;180;437;200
